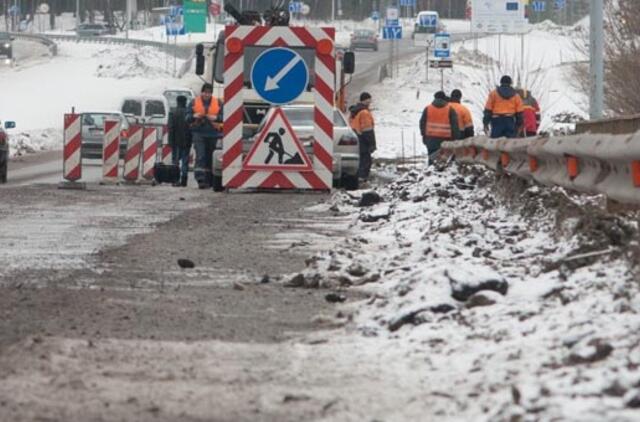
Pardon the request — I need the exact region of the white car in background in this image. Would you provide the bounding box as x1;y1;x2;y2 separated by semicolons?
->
119;95;169;127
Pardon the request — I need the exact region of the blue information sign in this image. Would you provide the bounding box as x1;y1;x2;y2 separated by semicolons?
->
288;2;302;13
383;26;402;40
419;14;437;27
371;11;380;21
434;32;450;58
250;47;309;105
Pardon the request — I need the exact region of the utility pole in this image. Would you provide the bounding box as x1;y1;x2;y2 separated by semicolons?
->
76;0;80;28
331;0;335;21
589;0;604;119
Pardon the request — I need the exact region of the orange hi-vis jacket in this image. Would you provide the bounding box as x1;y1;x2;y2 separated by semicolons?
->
484;89;524;117
192;96;220;118
449;102;473;131
424;104;453;139
350;107;375;135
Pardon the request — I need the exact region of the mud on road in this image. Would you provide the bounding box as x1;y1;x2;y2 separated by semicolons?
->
0;183;361;421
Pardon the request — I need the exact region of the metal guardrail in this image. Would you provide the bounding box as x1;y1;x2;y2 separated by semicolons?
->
9;32;58;55
575;114;640;135
10;32;194;60
442;134;640;205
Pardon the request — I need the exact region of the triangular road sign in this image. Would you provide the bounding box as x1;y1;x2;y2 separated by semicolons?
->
243;107;313;171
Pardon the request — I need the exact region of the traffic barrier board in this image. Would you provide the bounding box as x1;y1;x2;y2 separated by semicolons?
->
222;25;335;191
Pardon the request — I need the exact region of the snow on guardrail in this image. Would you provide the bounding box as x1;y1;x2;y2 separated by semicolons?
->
441;133;640;205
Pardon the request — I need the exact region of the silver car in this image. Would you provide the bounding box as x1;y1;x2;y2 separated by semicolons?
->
80;112;129;159
212;104;360;191
76;23;110;37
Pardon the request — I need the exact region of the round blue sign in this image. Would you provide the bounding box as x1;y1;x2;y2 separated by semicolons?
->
250;47;309;105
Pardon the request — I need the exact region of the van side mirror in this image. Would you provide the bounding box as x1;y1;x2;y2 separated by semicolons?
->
195;43;205;76
4;121;15;129
343;52;355;74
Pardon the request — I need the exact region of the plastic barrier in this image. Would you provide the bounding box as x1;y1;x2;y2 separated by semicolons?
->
62;114;82;182
102;119;120;183
141;127;157;181
123;125;143;182
441;133;640;205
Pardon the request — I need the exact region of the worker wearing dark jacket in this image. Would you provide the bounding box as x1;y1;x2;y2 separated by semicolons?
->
187;83;224;189
349;92;377;181
169;95;191;187
483;75;524;139
419;91;460;161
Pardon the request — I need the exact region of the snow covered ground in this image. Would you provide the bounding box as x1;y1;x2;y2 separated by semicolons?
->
293;164;640;420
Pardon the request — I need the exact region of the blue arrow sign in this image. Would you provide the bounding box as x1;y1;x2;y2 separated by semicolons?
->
419;14;437;27
383;26;402;40
251;47;309;105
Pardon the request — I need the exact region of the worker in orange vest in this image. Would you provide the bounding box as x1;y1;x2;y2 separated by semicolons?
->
449;89;475;139
187;83;223;189
419;91;460;162
483;75;524;139
349;92;376;181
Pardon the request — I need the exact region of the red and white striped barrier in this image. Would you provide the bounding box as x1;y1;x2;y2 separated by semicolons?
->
102;119;120;183
123;125;143;182
141;127;157;180
62;113;82;181
222;25;335;190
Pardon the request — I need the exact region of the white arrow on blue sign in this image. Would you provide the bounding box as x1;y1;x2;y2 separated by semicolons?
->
383;26;402;40
251;47;309;105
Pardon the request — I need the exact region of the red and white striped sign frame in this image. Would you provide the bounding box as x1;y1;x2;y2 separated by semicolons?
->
222;25;335;190
102;119;120;183
63;114;82;182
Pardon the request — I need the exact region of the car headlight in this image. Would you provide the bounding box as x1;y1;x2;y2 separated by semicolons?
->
3;43;9;48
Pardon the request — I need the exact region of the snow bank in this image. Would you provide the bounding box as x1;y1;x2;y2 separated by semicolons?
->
296;164;640;420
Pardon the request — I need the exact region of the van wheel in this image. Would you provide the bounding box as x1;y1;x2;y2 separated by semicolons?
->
342;174;359;191
212;175;224;192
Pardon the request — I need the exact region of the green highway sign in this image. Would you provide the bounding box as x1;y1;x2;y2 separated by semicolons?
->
184;0;207;33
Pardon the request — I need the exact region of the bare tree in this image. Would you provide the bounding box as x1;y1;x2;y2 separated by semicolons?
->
572;1;640;115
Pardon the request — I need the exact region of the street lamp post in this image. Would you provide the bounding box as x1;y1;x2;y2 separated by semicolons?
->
589;0;604;119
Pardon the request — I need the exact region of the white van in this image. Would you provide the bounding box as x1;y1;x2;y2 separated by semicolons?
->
412;11;440;38
119;95;169;127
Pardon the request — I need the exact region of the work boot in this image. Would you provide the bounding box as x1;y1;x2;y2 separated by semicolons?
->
180;176;188;187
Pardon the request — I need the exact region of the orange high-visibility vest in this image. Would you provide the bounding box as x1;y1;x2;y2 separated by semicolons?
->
351;108;375;134
425;104;453;139
192;96;220;118
450;102;473;130
484;90;524;116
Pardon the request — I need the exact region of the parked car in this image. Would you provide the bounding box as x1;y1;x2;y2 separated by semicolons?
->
0;32;14;64
80;112;129;159
0;120;16;184
76;23;110;37
350;29;378;51
211;104;360;191
120;95;169;128
162;87;195;112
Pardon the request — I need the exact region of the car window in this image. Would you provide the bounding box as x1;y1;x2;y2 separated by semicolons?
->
122;100;142;116
333;111;347;127
82;113;123;127
0;32;10;40
145;100;166;117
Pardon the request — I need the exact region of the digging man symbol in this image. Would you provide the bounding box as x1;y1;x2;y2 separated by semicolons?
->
264;128;286;164
263;127;303;165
